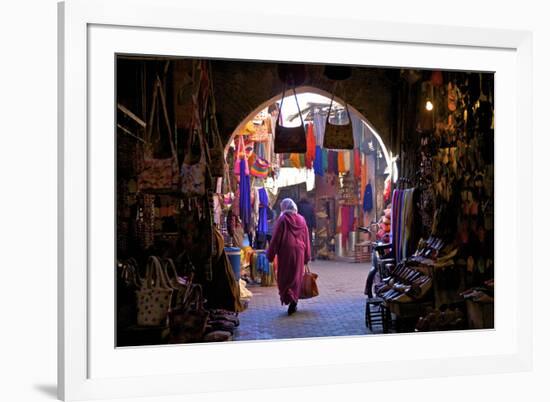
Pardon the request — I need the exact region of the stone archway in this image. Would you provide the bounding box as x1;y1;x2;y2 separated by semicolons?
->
225;85;396;177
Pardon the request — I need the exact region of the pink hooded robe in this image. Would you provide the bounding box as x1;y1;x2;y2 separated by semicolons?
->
267;212;311;305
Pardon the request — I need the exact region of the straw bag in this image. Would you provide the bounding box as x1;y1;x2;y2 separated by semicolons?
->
274;83;306;154
136;256;174;327
300;265;319;299
323;87;354;150
137;76;179;192
250;156;270;178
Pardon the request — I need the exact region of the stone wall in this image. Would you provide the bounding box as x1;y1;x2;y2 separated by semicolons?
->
208;61;398;151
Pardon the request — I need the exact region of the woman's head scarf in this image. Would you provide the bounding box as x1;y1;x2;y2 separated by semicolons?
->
280;198;298;214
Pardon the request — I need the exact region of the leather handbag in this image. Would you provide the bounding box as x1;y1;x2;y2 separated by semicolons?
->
117;258;141;328
274;84;306;154
300;264;319;299
323;89;355;150
137;76;179;192
162;257;190;308
136;256;174;327
205;64;226;178
168;284;210;343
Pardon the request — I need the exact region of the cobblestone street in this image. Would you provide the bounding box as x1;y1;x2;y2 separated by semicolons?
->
234;260;373;341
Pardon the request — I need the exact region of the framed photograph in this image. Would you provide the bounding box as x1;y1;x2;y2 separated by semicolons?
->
58;0;533;400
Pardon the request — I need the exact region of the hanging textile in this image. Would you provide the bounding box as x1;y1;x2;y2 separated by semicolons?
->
233;135;249;177
361;154;368;225
384;176;392;202
340;205;355;249
390;188;416;263
327;150;338;175
313;146;324;176
257;188;269;236
343;151;351;172
290;153;302;168
256;252;270;275
401;189;415;262
322;149;329;173
363;182;374;212
313;109;326;146
337;152;346;173
354;148;361;178
251;188;259;235
239;158;251;231
305;123;316;169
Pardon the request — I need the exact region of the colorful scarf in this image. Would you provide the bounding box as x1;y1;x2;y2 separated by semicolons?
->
305;123;316;169
314;145;324;176
239;158;251;231
257;188;269;235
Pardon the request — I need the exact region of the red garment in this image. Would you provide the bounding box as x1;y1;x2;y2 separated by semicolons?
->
384;177;392;202
340;205;355;249
267;212;311;305
305;123;316;169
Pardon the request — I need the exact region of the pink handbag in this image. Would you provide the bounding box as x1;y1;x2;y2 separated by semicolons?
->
233;135;250;176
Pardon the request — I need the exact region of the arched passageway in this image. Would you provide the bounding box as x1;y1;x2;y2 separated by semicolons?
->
225;86;397;181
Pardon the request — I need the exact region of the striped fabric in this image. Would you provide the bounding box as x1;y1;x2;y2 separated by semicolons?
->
390;188;416;262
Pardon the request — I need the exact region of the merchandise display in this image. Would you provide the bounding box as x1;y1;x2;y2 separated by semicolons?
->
115;56;494;345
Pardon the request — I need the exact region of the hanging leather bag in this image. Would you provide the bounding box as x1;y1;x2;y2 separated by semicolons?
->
137;76;179;192
162;257;190;308
205;63;226;178
323;87;355;150
274;83;306;154
168;283;210;343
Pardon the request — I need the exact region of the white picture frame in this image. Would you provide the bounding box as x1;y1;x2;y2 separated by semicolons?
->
58;0;533;400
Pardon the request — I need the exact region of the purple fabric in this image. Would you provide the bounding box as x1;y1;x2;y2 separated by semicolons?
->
239;158;251;231
327;150;339;175
267;212;311;305
257;188;269;235
340;205;355;249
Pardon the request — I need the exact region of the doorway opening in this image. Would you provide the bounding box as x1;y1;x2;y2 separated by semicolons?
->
221;88;397;340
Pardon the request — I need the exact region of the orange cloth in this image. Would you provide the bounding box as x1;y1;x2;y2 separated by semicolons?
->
337;152;346;173
290;153;302;168
305;123;316;169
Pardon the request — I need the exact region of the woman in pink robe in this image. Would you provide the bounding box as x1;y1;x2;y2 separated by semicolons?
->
267;198;311;315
